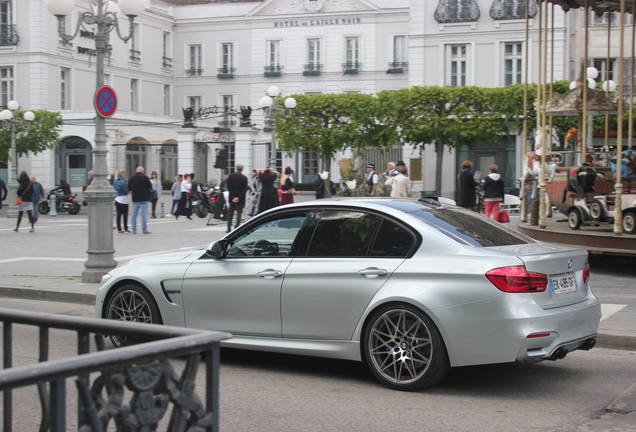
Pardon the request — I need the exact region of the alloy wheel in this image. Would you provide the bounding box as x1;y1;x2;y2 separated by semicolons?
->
107;288;155;346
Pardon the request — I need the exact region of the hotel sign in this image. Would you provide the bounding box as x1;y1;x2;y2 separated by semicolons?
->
274;17;362;27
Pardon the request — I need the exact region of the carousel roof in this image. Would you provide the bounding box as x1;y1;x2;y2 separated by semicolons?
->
549;0;634;15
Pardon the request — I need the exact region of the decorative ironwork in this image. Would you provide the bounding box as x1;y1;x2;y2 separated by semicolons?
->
0;24;19;46
434;0;480;23
490;0;537;20
303;63;322;76
217;66;236;74
186;68;203;76
264;65;283;77
163;56;173;68
342;62;361;74
0;307;229;432
129;49;141;62
195;131;235;143
545;85;620;116
387;61;408;74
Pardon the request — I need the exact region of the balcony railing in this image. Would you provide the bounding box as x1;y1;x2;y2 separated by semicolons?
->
217;66;236;78
303;63;323;76
387;61;409;74
342;61;361;74
163;56;173;69
219;116;237;130
0;24;19;46
129;49;141;62
264;64;283;77
0;307;230;432
186;67;204;76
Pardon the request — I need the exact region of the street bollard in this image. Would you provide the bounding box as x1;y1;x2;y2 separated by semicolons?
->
161;202;165;218
50;194;57;217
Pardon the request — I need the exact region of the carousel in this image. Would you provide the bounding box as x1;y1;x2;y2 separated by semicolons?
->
516;0;636;256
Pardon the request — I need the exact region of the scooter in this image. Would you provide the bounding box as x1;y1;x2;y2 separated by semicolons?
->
38;190;82;215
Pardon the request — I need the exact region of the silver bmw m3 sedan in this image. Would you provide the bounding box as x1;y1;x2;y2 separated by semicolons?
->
96;198;601;391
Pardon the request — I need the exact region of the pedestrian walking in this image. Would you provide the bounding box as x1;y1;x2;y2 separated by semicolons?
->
226;164;248;233
385;166;410;197
13;171;35;233
383;162;397;178
396;160;409;177
170;175;182;215
30;176;44;223
149;171;161;219
114;170;131;233
174;173;193;220
457;160;478;211
127;166;153;234
483;164;505;221
365;164;379;196
258;167;280;213
0;177;7;210
279;166;298;206
248;169;261;216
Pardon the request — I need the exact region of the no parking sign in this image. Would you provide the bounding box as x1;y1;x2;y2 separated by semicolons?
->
94;86;117;118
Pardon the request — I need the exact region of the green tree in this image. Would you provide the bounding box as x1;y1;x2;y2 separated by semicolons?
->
378;86;508;195
274;93;397;186
0;110;63;161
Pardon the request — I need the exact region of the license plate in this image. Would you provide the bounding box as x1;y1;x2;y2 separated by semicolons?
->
192;200;198;205
549;273;578;294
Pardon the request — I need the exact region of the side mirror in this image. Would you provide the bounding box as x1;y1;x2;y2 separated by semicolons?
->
206;240;228;258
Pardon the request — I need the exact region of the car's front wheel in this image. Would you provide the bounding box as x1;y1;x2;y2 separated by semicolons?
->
105;284;162;347
363;304;449;391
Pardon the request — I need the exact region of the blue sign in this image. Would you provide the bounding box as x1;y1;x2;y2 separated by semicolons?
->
94;86;117;118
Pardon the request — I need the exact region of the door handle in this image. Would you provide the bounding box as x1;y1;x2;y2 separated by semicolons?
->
257;269;283;279
357;267;388;278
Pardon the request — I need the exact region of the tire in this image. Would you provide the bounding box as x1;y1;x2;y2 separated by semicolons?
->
567;208;582;230
68;202;81;215
105;284;163;347
195;204;209;218
39;201;50;215
624;211;636;235
363;304;450;391
589;200;605;221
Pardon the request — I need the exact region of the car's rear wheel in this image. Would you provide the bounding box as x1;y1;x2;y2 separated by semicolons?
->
568;208;582;230
589;200;605;221
39;201;49;215
105;284;162;347
363;304;449;391
68;202;81;215
623;211;636;234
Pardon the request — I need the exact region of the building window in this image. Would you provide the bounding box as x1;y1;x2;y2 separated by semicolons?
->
345;37;360;68
303;149;319;183
448;45;467;87
394;36;407;64
130;79;139;112
187;44;202;76
0;66;14;107
219;42;235;74
592;58;615;82
61;68;70;109
130;23;141;62
162;32;172;69
220;95;236;128
163;84;170;116
504;43;523;85
0;2;18;47
188;96;201;112
589;12;630;26
308;39;320;68
267;40;280;67
125;145;148;178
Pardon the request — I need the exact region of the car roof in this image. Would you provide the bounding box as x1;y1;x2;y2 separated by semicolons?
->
282;197;443;213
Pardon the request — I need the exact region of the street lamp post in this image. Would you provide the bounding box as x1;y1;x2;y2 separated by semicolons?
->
46;0;149;283
258;86;296;172
0;101;35;218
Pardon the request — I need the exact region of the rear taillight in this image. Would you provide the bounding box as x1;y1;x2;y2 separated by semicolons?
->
583;262;590;284
485;265;548;293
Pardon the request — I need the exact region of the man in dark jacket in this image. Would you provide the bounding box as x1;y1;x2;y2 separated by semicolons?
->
0;178;7;210
52;179;72;204
127;166;153;234
30;176;44;222
226;164;248;233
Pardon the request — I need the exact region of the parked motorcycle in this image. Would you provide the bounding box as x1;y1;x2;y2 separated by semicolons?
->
193;186;225;219
38;190;82;215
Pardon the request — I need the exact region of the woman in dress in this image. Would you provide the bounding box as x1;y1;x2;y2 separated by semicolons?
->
175;173;193;220
458;160;478;211
14;171;35;233
149;171;161;219
257;167;280;213
279;166;298;206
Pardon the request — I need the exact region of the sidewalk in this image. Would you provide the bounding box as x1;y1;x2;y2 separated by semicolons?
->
0;195;635;352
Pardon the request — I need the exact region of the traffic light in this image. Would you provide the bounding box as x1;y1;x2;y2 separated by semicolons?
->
214;148;228;169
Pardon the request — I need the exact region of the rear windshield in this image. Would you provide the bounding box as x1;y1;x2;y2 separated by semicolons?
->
409;208;535;247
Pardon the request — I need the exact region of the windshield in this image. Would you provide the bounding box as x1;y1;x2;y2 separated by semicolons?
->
409;208;535;247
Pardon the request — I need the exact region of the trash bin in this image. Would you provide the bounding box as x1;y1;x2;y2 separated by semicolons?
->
421;190;437;198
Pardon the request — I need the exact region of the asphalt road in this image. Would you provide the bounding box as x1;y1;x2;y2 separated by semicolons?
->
2;298;635;432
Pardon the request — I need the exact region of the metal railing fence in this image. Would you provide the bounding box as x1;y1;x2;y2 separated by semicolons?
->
0;307;230;432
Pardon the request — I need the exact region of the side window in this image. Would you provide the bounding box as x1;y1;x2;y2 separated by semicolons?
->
370;219;415;257
307;210;380;257
227;213;308;257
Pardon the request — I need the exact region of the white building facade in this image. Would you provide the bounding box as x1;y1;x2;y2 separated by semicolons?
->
0;0;574;198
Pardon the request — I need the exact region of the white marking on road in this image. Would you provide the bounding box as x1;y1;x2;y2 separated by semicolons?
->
0;247;207;264
601;304;627;322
